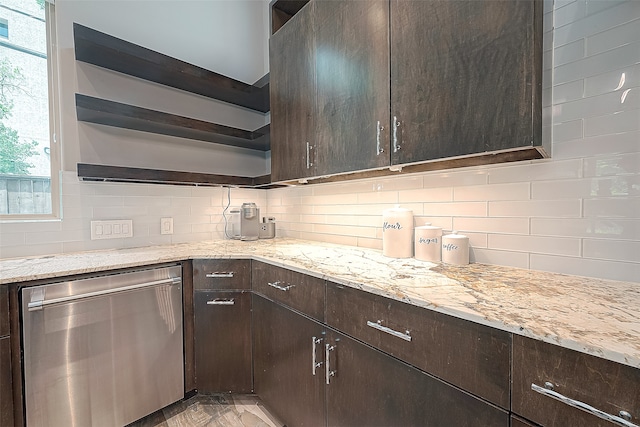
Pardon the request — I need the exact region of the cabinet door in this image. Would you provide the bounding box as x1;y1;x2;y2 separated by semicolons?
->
325;329;509;427
0;336;13;427
270;1;316;182
194;291;252;393
390;0;541;164
512;335;640;427
314;0;390;176
253;295;326;426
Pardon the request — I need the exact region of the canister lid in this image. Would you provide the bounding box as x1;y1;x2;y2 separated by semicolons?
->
442;231;468;239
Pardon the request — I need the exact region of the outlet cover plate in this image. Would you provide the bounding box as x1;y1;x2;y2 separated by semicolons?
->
91;220;133;240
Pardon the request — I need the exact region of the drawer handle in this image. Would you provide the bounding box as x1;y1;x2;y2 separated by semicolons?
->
206;298;235;306
367;320;412;342
268;281;295;292
531;383;638;427
206;272;234;278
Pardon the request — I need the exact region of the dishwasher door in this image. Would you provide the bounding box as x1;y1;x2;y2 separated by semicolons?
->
22;265;184;427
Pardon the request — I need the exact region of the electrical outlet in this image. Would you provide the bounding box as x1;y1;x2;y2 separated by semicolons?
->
161;217;174;235
91;220;133;240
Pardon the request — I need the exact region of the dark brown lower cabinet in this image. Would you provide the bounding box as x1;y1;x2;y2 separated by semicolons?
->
253;294;509;427
325;329;509;427
253;295;326;426
511;415;539;427
0;336;13;427
512;335;640;427
194;290;252;393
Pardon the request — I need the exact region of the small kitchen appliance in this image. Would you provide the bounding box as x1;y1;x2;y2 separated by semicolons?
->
230;202;260;241
259;217;276;239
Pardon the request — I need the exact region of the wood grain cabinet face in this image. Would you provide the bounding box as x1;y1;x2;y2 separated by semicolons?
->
194;291;252;393
0;287;8;337
253;295;326;426
192;259;251;290
252;261;325;321
0;337;13;427
325;328;509;427
326;281;511;409
512;335;640;427
390;0;543;164
270;1;317;182
314;0;391;176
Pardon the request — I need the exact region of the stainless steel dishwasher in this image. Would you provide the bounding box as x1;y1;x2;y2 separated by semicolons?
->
21;265;184;427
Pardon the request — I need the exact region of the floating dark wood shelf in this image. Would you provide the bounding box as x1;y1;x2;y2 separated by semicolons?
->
73;23;270;113
76;94;270;151
77;163;282;188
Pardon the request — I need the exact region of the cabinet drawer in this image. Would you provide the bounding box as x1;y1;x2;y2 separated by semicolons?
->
512;335;640;427
252;261;325;321
0;287;8;337
326;281;511;409
193;259;250;290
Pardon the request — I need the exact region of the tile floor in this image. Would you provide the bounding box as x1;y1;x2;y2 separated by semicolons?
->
128;394;285;427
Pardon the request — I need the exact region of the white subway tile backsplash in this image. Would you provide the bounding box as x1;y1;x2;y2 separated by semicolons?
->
554;0;587;28
584;196;640;217
452;217;530;234
1;243;64;259
470;248;530;269
488;234;581;256
583;152;640;176
586;0;625;16
554;39;586;66
553;130;640;159
552;79;585;104
357;191;399;205
532;217;640;239
583;238;640;262
552;119;584;142
413;216;453;230
423;202;487;217
487;159;583;183
454;183;530;201
553;87;638;124
531;178;594;199
489;200;582;217
554;42;640;84
584;109;640;136
584;64;639;97
586;18;640;56
530;254;639;282
398;187;453;203
0;232;25;248
422;169;488;188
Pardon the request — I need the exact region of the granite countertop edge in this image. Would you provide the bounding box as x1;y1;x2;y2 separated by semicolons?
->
1;238;638;369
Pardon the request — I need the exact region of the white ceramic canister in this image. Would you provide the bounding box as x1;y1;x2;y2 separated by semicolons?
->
441;231;470;265
414;224;442;262
382;205;414;258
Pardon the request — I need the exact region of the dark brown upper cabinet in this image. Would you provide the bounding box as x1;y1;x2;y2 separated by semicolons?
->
270;1;317;182
390;0;544;165
269;0;546;184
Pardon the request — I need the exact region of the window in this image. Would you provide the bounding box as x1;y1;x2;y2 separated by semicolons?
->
0;18;7;38
0;0;59;218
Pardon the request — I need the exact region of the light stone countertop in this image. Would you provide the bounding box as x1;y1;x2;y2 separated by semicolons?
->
1;238;638;369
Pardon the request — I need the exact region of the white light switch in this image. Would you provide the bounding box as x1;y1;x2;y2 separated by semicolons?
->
91;220;133;240
161;218;173;235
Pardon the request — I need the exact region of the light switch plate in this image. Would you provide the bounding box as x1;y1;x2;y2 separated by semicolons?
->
91;220;133;240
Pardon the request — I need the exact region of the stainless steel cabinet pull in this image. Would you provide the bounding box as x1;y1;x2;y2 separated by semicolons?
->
306;142;313;169
206;272;234;278
267;281;295;292
531;383;638;427
376;120;384;155
393;116;400;152
312;336;323;375
367;320;412;342
325;343;336;385
27;277;181;311
206;298;235;306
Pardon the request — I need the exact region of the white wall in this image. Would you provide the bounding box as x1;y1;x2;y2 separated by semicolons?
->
267;0;640;283
56;0;271;175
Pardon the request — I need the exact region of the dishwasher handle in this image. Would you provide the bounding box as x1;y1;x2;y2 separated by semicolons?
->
27;277;182;312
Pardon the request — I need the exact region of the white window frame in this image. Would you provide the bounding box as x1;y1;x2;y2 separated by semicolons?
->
0;0;61;222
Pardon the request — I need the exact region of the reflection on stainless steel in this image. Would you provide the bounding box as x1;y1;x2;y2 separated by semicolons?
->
22;265;184;427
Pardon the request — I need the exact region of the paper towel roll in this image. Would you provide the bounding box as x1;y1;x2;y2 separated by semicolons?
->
415;224;442;262
441;231;470;265
382;206;413;258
